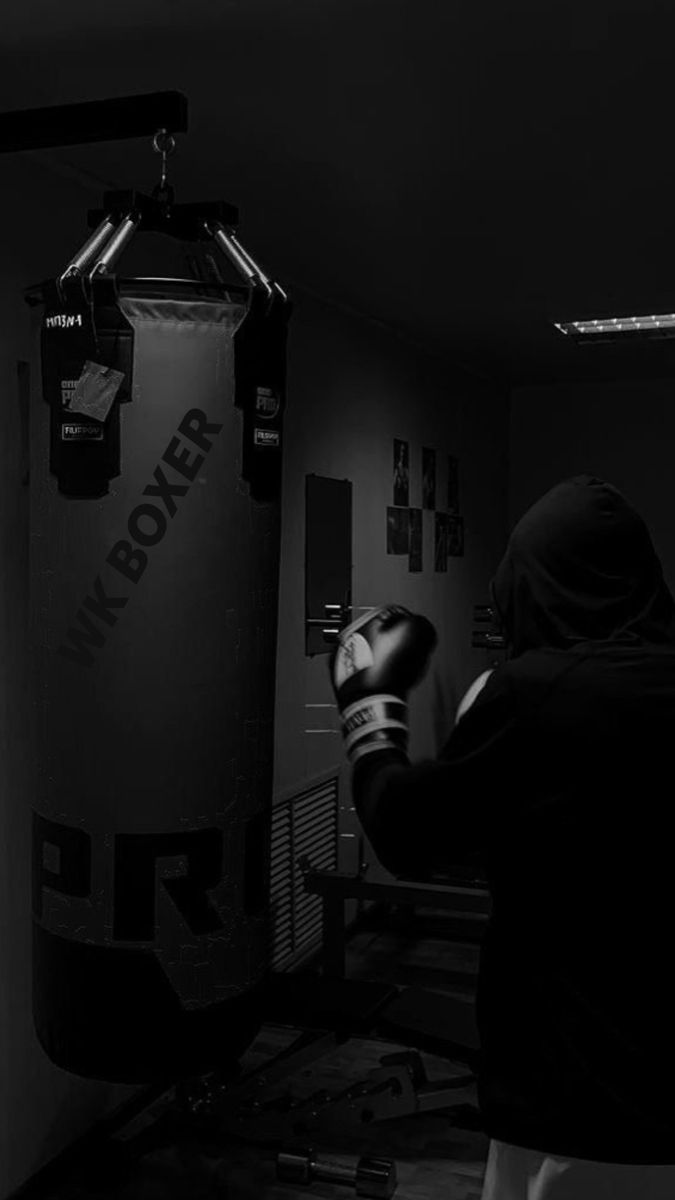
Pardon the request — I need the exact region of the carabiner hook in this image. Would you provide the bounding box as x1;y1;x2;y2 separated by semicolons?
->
151;127;176;206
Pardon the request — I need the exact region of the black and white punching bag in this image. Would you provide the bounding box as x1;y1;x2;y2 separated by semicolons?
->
29;273;288;1082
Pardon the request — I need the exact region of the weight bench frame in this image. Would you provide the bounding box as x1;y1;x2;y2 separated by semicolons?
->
300;865;490;977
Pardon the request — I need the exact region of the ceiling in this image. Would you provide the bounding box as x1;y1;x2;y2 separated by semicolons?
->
2;0;675;386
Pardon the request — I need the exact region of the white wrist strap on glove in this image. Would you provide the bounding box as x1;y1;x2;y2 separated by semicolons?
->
341;693;409;763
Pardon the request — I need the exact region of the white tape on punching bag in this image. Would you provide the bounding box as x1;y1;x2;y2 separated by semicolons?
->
30;280;280;1082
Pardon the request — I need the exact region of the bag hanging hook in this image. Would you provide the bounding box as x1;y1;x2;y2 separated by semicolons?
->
151;127;176;205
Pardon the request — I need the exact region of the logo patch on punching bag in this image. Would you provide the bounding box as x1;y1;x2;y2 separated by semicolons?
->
45;313;84;329
334;632;374;688
62;423;105;442
255;386;280;419
254;428;280;447
61;379;80;407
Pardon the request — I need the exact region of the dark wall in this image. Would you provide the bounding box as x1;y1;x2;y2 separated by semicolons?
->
0;156;139;1199
509;378;675;588
274;292;510;802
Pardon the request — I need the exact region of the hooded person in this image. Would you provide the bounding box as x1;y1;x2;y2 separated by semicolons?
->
491;474;675;656
330;475;675;1199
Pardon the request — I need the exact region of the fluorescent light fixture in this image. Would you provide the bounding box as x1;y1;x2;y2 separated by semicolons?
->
554;312;675;341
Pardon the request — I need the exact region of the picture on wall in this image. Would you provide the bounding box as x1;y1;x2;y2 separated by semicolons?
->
393;438;410;507
447;455;460;513
448;514;464;557
409;508;422;572
422;447;436;510
387;506;410;555
434;512;448;572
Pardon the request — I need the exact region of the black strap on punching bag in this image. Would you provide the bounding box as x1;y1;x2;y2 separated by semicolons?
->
38;275;135;498
234;287;292;502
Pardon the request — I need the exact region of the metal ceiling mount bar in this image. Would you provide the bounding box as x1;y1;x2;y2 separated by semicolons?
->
9;89;288;312
0;91;188;154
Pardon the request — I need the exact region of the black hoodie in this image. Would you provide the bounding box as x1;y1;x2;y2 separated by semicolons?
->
352;475;675;1162
491;475;675;655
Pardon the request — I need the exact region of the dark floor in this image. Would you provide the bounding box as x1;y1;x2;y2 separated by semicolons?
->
21;900;488;1200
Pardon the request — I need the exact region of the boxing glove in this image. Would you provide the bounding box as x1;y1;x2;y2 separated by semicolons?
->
330;605;437;764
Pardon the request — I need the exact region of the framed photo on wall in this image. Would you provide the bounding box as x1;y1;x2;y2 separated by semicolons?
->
448;514;464;557
393;438;410;507
409;507;422;571
434;512;448;572
447;455;460;513
422;447;436;510
387;506;410;554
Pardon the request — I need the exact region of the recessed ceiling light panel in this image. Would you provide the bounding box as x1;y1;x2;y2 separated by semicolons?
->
554;313;675;341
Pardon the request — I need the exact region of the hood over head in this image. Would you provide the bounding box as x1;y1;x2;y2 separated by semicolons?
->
491;475;675;656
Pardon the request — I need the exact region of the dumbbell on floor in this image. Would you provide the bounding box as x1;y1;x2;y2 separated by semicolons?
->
276;1146;397;1198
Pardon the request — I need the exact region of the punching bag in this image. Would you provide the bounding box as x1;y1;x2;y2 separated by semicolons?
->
30;276;287;1082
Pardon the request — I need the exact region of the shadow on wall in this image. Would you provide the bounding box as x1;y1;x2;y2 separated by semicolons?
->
273;290;509;794
508;380;675;594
